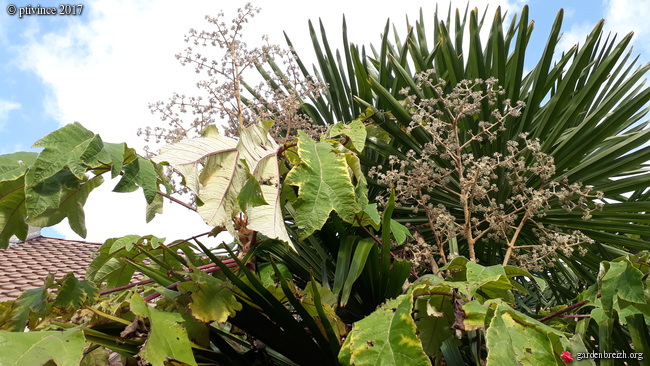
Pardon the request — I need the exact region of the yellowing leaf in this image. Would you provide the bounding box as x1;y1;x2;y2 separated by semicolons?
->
177;270;242;323
130;294;198;366
237;122;290;244
154;123;290;244
153;131;237;192
197;150;246;231
329;118;367;152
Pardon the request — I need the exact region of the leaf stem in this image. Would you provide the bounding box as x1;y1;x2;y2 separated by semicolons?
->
354;214;382;246
539;293;601;322
156;190;196;212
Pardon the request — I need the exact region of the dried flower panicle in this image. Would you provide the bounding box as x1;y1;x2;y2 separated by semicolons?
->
370;76;602;273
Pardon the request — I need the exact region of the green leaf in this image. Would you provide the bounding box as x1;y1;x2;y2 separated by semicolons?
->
177;270;242;323
484;310;519;366
0;152;37;182
285;131;360;237
2;283;51;331
86;236;145;287
485;302;569;365
359;203;381;227
626;313;650;361
113;156;158;204
412;284;456;357
462;300;490;331
26;173;104;238
28;122;96;182
146;193;164;223
0;177;27;247
108;234;142;253
238;173;268;211
101;142;126;178
301;281;347;341
52;273;99;309
129;294;198;366
503;266;547;292
79;345;110;366
599;259;646;312
466;262;514;303
340;293;430;366
390;219;412;244
0;328;85;366
340;238;374;306
329;118;367;152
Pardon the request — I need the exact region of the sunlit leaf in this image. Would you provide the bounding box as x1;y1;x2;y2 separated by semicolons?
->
177;270;242;323
285;131;360;238
129;294;198;366
0;328;85;366
340;293;429;366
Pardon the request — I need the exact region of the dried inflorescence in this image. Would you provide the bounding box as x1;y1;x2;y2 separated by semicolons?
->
139;4;326;195
371;76;602;273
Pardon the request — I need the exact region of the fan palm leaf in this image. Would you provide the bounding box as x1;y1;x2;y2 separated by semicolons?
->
249;5;649;306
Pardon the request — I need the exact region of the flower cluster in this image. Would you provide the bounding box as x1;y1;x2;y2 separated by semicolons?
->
138;4;325;195
371;76;602;273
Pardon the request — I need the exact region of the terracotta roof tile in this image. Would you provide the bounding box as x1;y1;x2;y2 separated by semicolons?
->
0;236;101;302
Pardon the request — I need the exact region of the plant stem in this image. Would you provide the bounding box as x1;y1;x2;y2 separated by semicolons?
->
354;214;382;246
502;213;529;266
157;190;196;212
539;293;602;322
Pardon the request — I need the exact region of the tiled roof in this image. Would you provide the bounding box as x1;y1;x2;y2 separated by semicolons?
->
0;236;100;302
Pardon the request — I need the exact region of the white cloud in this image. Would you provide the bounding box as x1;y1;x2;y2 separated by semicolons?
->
558;0;650;58
0;100;20;131
557;22;595;56
604;0;650;54
0;142;24;155
18;0;518;243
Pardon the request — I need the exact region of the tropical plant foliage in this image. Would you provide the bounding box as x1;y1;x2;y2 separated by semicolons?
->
0;3;649;366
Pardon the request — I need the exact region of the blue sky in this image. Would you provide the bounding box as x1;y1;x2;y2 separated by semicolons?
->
0;0;647;242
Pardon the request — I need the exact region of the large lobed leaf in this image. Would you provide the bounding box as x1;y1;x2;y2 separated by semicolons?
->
483;301;570;365
0;177;28;247
129;294;198;366
285;131;364;238
339;293;430;366
0;122;160;246
177;270;242;323
52;273;100;309
154;122;291;244
238;122;290;244
266;3;650;307
0;328;86;366
0;152;38;183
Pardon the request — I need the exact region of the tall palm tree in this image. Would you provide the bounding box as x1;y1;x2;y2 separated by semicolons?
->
252;5;650;307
